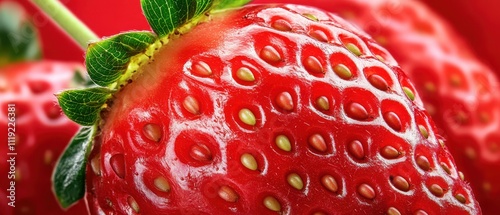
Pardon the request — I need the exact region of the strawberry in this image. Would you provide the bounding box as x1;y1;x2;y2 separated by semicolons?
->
421;0;500;78
53;0;481;214
0;1;88;214
255;0;500;213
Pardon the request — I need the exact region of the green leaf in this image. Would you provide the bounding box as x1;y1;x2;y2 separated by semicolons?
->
195;0;215;16
85;31;156;87
141;0;198;37
213;0;251;10
0;1;41;67
57;87;114;126
53;126;95;208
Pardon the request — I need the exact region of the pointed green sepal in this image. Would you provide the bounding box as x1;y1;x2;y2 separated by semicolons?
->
85;31;156;87
53;126;95;208
213;0;251;10
141;0;199;37
0;1;41;67
57;87;114;126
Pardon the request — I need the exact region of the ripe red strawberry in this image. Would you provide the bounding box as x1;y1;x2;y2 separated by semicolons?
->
0;62;89;215
0;2;88;214
54;0;481;214
255;0;500;213
421;0;500;78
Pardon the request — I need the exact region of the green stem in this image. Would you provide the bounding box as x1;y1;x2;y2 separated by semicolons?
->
31;0;99;50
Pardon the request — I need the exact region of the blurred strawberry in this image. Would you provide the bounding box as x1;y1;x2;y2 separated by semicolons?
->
255;0;500;213
0;1;88;214
421;0;500;78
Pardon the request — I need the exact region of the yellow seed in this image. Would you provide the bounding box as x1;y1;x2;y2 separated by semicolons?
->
236;67;255;82
419;125;429;139
239;108;256;126
316;96;330;111
263;196;281;212
458;171;465;181
275;135;292;152
302;13;319;21
128;196;140;213
287;173;304;190
333;64;352;80
403;87;415;101
240;153;258;171
346;43;362;56
154;176;171;192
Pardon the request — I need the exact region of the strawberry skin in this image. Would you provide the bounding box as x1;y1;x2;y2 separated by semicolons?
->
0;62;88;214
255;0;500;213
82;4;480;214
421;0;500;78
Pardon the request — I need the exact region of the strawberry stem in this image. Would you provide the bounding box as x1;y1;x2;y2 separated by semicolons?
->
30;0;98;50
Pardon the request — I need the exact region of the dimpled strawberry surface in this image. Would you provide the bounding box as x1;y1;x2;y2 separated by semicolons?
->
80;4;480;214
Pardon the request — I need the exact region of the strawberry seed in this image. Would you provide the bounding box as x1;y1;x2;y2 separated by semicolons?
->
192;61;212;77
418;125;429;139
309;29;328;42
368;74;389;91
260;46;282;64
321;175;339;193
402;87;415;101
348;140;365;160
304;56;324;74
380;145;400;159
455;193;467;204
391;176;410;192
287;173;304;190
275;135;292;152
308;134;328;152
333;64;353;80
383;112;402;131
387;207;401;215
143;123;162;142
263;196;281;212
239;108;257;126
240;153;258;171
276;92;294;111
183;96;200;115
358;183;376;199
416;155;431;171
271;19;292;31
345;102;368;120
218;185;239;203
315;96;330;111
127;196;140;213
236;67;255;82
345;43;362;56
190;143;213;162
414;210;429;215
154;176;171;192
428;184;444;197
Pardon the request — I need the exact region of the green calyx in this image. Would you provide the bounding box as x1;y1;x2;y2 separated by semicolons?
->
54;0;250;208
0;1;41;67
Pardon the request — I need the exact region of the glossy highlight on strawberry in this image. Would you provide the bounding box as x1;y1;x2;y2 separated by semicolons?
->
55;0;481;214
